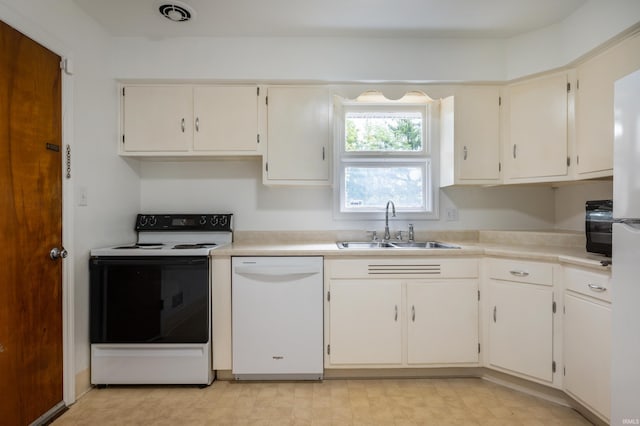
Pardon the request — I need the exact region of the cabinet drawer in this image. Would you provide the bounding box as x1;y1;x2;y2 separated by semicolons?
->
327;258;478;279
488;259;553;286
564;267;611;303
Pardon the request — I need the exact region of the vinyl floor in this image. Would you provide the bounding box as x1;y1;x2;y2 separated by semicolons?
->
52;378;592;425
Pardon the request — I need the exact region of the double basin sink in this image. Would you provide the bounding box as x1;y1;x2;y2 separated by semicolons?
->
336;241;460;249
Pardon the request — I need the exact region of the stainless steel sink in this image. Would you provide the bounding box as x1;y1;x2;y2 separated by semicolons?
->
336;241;460;249
390;241;460;249
336;241;396;249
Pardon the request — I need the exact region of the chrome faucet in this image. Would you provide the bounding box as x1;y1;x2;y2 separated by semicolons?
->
384;200;396;241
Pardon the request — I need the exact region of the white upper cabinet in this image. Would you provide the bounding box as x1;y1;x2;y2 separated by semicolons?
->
192;86;259;152
575;33;640;178
122;85;193;152
120;84;259;156
503;72;569;182
264;86;331;185
440;86;501;186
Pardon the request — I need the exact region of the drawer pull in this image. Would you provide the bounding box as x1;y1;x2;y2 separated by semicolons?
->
509;270;529;277
394;305;398;322
493;306;497;322
411;305;416;322
588;284;607;292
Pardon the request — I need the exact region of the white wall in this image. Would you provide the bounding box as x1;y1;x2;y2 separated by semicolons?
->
506;0;640;79
140;160;556;231
554;181;613;231
0;0;141;394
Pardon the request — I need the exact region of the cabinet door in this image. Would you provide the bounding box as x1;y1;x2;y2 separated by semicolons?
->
564;293;611;421
407;280;479;364
488;280;554;382
576;33;640;177
266;87;330;182
193;86;258;152
453;86;501;182
328;280;402;365
506;73;568;180
122;86;192;152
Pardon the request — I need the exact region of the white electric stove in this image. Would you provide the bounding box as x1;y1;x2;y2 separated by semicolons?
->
89;213;232;386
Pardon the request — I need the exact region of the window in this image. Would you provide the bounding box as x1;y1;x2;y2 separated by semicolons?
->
334;91;438;219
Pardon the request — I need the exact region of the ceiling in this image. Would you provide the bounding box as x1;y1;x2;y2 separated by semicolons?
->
73;0;587;39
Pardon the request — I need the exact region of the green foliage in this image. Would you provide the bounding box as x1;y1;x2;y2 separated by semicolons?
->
345;114;422;152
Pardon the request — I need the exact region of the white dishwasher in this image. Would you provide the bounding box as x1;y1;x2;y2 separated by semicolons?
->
232;256;324;380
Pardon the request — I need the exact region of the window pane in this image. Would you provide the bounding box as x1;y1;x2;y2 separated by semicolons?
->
344;165;425;210
345;111;423;152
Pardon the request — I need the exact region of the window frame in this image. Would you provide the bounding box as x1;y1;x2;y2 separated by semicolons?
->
333;93;440;221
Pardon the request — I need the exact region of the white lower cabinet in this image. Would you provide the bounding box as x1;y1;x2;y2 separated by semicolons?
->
328;280;402;365
326;258;479;368
407;281;479;364
563;267;611;422
486;259;557;384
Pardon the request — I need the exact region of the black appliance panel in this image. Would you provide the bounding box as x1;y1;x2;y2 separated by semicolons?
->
90;256;209;344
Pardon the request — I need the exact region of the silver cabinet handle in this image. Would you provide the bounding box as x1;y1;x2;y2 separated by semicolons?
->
322;146;326;160
513;144;517;159
394;305;398;322
463;146;468;160
588;284;607;292
509;270;529;277
411;305;415;322
49;247;68;260
195;117;200;132
493;306;497;322
181;118;185;133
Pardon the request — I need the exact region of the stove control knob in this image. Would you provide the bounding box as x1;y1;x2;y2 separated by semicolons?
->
211;216;219;227
219;215;228;227
148;216;157;227
139;216;148;227
200;216;207;225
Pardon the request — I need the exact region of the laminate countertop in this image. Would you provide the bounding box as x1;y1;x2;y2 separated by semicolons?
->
212;230;611;272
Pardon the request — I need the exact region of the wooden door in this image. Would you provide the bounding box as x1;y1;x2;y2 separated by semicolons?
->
0;20;64;425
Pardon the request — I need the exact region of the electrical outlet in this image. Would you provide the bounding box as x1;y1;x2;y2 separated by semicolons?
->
446;208;459;221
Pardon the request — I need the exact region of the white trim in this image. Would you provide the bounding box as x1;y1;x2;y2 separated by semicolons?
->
0;5;77;405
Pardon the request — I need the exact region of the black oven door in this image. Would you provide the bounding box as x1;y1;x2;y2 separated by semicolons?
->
90;256;209;344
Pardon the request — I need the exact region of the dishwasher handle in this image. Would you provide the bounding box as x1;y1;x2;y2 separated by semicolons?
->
234;265;321;278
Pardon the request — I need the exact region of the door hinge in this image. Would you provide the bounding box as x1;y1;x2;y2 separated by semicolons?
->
60;58;73;75
122;87;125;96
257;134;260;144
477;290;480;301
576;80;580;90
265;162;268;172
567;157;570;167
257;87;260;96
122;134;125;144
478;343;481;354
498;96;502;106
265;96;268;106
327;344;330;355
563;366;566;376
552;361;556;373
567;82;571;92
552;301;556;313
576;155;580;165
498;162;502;172
327;291;330;302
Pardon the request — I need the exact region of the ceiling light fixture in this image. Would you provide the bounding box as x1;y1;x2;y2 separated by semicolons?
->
157;1;195;23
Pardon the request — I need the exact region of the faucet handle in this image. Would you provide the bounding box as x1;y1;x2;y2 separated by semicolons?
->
369;230;378;241
408;224;415;242
395;230;403;241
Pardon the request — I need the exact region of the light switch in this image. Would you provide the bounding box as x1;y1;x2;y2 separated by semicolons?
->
78;186;88;206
